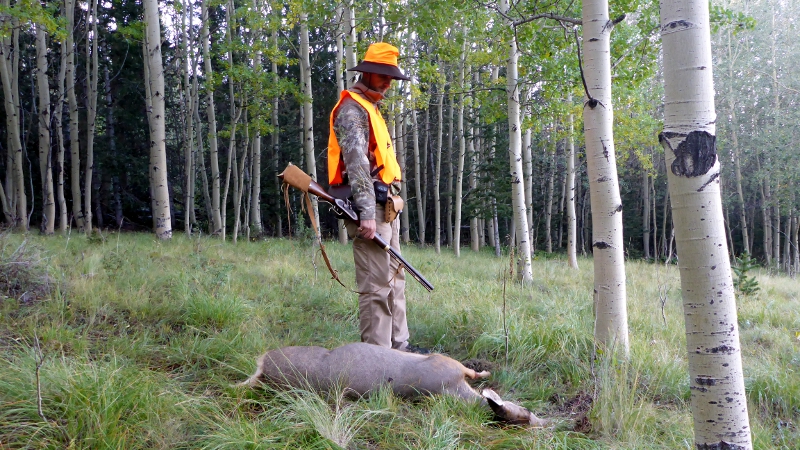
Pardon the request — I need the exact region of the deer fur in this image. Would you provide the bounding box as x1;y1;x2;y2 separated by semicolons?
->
240;342;548;427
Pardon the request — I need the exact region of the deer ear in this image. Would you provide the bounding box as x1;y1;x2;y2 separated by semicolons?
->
482;389;549;427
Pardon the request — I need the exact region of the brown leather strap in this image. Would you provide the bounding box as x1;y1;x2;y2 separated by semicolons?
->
302;190;347;289
282;180;401;295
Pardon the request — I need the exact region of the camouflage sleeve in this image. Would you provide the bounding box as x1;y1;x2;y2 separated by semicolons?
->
334;99;376;221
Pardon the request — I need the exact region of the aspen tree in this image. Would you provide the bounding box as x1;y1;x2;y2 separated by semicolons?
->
299;13;319;230
545;137;556;253
566;92;578;268
434;81;444;253
0;6;26;229
490;67;501;257
64;0;83;231
469;71;479;252
499;0;532;281
398;95;410;243
642;169;651;258
201;0;223;235
55;9;68;232
104;65;123;227
659;0;752;445
334;5;347;244
522;127;533;250
182;0;197;235
271;29;282;237
143;0;172;239
581;0;628;352
344;1;357;88
445;82;454;247
221;0;242;241
84;0;99;234
725;25;749;252
452;40;466;257
408;36;425;245
36;24;55;234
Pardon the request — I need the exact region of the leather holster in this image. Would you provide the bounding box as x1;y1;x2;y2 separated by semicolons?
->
385;195;404;223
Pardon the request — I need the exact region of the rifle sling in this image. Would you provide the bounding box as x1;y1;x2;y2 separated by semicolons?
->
282;180;400;295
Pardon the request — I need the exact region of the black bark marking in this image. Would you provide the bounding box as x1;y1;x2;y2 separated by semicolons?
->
697;172;721;192
589;38;599;42
707;345;734;354
593;241;611;249
659;130;717;177
662;19;695;35
696;441;746;450
696;377;717;386
597;176;611;182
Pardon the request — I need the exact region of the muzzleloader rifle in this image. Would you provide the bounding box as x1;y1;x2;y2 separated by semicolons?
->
279;163;434;292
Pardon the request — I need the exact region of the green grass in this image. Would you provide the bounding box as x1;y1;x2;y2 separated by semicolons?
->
0;231;798;449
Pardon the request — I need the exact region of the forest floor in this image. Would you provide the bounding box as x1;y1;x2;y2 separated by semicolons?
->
1;230;798;449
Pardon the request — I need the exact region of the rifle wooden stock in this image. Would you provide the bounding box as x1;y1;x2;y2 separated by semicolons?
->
279;163;434;292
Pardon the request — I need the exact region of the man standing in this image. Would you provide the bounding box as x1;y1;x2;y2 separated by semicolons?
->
327;42;425;353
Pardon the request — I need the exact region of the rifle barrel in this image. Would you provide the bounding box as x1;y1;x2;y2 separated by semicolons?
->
373;235;434;292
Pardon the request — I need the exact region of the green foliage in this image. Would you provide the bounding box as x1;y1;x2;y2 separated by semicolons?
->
710;4;757;34
733;253;761;296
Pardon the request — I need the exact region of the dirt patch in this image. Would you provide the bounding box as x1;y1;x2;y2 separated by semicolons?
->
461;358;496;374
0;235;56;305
551;391;594;433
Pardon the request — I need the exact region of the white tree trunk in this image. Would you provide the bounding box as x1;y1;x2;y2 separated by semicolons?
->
345;2;357;89
144;0;172;239
182;0;197;235
64;0;83;231
453;43;466;257
582;0;628;353
221;0;243;242
523;127;533;251
500;0;532;281
491;67;501;258
395;100;410;243
468;84;479;252
642;170;651;258
334;5;348;244
566;92;578;269
202;0;223;235
271;30;282;237
792;215;799;278
409;54;425;245
772;203;780;268
299;13;319;232
434;83;444;254
55;14;68;232
84;0;99;235
659;0;752;445
0;12;26;230
36;25;55;234
445;88;454;247
545;143;555;253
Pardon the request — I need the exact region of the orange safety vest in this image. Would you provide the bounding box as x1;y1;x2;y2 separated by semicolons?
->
328;90;402;186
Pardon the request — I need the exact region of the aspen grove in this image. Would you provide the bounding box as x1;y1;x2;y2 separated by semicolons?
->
1;0;799;445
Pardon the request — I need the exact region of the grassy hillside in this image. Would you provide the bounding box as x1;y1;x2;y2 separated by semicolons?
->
1;231;798;449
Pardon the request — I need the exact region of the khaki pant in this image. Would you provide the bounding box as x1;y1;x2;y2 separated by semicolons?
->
346;204;408;350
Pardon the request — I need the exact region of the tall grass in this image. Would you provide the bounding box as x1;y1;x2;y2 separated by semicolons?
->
1;231;798;449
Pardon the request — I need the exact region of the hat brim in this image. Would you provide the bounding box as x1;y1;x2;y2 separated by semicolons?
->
349;61;410;81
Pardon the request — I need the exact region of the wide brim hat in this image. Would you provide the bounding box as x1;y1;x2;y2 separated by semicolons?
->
349;42;410;81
